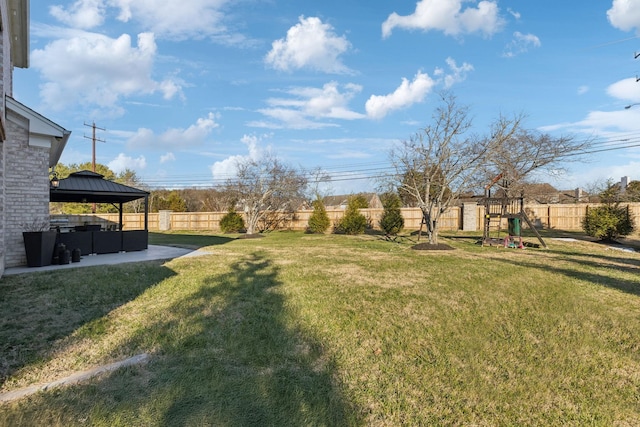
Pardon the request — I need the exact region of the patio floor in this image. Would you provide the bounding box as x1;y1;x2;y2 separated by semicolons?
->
3;245;203;276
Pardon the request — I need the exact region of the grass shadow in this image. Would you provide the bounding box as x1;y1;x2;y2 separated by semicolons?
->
149;232;236;249
2;253;359;425
0;261;176;388
493;253;640;297
155;253;357;425
544;246;640;270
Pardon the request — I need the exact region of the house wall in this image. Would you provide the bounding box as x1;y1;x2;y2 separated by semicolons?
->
4;113;51;267
0;133;4;274
0;132;4;273
0;0;9;276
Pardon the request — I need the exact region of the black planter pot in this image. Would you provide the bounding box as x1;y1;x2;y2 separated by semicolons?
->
23;231;57;267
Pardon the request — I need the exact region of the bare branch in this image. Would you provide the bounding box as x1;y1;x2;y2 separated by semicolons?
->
225;153;307;234
481;128;592;197
388;93;523;244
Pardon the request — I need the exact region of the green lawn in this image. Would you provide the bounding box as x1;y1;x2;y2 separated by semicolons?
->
1;231;640;426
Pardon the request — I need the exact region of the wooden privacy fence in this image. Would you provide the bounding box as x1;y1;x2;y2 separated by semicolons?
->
51;203;640;233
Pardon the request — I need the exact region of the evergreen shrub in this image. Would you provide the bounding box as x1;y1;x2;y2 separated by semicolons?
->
582;204;633;241
335;197;367;235
307;199;330;234
220;209;245;233
379;192;404;237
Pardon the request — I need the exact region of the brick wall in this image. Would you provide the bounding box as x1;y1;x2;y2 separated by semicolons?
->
0;136;4;274
4;115;51;267
0;1;7;276
0;136;4;273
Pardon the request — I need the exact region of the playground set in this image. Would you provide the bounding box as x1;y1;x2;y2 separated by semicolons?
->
481;174;547;249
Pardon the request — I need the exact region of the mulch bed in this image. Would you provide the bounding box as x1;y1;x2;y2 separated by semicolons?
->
411;242;455;251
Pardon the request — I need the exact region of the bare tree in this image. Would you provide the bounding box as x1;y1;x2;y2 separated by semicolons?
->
306;166;332;201
201;188;236;212
180;188;216;212
226;153;307;235
481;129;590;197
389;94;522;245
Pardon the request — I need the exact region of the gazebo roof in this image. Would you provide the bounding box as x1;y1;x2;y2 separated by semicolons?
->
50;170;149;204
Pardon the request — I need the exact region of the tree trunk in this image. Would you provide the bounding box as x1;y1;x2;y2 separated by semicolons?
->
427;219;438;245
421;208;439;245
246;211;259;235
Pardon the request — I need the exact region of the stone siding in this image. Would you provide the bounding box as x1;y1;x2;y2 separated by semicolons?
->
4;116;51;267
0;136;4;274
0;1;7;276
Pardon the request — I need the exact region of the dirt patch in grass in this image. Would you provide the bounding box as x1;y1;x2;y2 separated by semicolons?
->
411;242;455;251
237;233;266;239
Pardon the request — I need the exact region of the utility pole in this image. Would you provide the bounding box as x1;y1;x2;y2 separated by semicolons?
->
83;121;106;173
84;122;106;213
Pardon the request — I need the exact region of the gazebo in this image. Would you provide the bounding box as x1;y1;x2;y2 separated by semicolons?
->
50;170;150;255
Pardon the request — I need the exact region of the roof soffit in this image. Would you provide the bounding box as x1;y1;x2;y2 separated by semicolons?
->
6;96;71;166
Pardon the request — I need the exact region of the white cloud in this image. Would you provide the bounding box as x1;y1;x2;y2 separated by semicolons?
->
31;31;183;113
365;71;436;119
441;57;473;88
210;134;265;181
503;31;541;58
253;82;364;129
47;0;249;44
607;0;640;33
128;113;220;149
551;161;640;190
382;0;504;38
50;0;105;29
507;8;521;20
577;85;589;95
108;0;241;42
160;152;176;163
607;78;640;102
540;102;640;189
521;79;640;137
542;109;640;137
577;109;640;132
265;16;352;74
108;153;147;173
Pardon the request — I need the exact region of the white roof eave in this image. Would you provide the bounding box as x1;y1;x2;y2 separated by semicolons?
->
5;97;71;167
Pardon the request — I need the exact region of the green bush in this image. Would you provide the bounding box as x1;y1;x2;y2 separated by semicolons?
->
349;193;369;209
379;192;404;237
582;204;633;241
307;198;330;234
220;209;245;233
335;197;367;235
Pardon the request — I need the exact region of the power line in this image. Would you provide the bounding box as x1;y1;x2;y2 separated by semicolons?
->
136;131;640;189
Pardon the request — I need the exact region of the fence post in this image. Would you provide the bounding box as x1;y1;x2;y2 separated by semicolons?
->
159;210;172;231
462;203;478;231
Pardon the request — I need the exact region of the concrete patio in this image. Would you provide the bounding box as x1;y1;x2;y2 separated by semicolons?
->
3;245;204;276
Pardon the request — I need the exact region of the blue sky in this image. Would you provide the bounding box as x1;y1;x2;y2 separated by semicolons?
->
14;0;640;194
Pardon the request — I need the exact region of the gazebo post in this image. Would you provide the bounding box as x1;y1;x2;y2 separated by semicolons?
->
119;202;123;230
144;195;149;231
